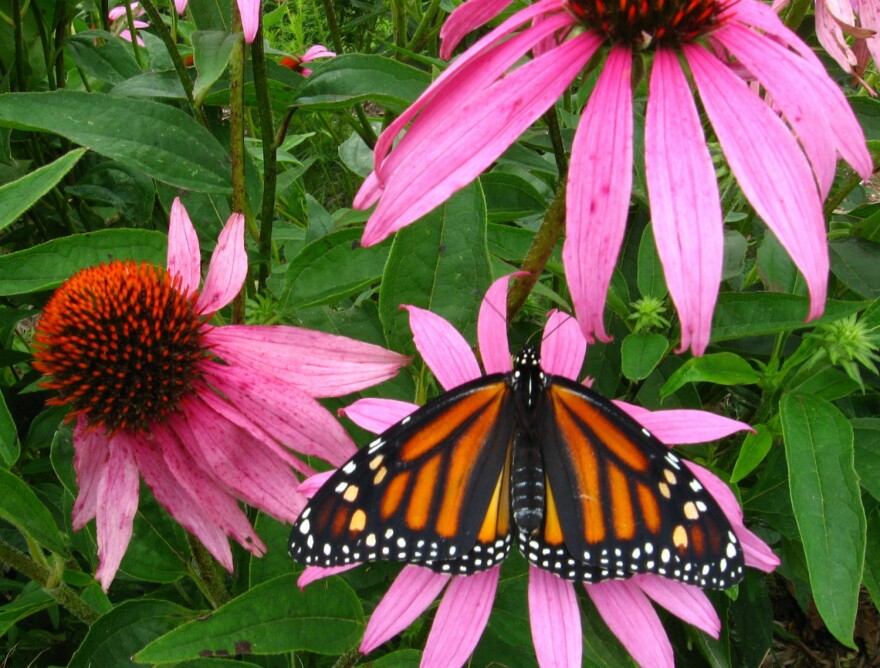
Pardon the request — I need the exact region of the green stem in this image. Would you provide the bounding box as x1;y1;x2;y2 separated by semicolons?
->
0;539;99;624
230;5;248;324
331;648;362;668
12;0;26;90
544;106;568;177
100;0;110;31
390;0;406;53
824;168;873;220
123;0;145;68
406;0;441;53
54;0;68;88
507;178;567;320
251;22;278;291
187;535;231;607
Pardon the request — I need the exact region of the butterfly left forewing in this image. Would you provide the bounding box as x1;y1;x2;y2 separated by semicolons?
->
529;377;744;589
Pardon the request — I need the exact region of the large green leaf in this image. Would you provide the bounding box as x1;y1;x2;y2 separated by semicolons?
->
636;226;667;300
0;586;55;637
659;352;760;398
620;332;668;381
0;228;166;296
379;182;491;353
67;32;141;86
0;91;230;192
0;389;18;468
481;172;546;222
829;237;880;300
780;394;864;648
192;31;239;101
0;468;69;555
0;149;85;232
135;574;363;661
853;418;880;502
296;55;431;112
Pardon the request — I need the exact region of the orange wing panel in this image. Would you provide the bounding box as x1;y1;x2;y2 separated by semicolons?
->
608;463;635;540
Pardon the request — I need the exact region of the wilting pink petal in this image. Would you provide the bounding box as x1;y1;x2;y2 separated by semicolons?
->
94;433;140;590
205;325;408;397
440;0;518;58
646;49;722;356
615;404;752;444
237;0;260;43
71;419;108;529
340;398;418;434
816;0;858;72
478;274;524;374
404;305;482;388
540;309;587;380
564;45;634;345
167;197;201;294
361;566;451;653
528;567;582;667
634;575;721;637
421;568;500;668
297;563;359;587
588;579;674;668
685;44;827;321
196;213;247;314
857;0;880;70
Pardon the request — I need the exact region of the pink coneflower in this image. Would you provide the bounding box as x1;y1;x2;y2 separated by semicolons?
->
297;274;779;668
279;45;336;76
108;2;148;46
32;198;407;590
354;0;872;356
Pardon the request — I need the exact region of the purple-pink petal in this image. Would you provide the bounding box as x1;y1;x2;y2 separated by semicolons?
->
564;46;634;345
614;403;752;444
361;566;451;654
421;568;500;668
340;398;418;434
685;44;828;321
204;324;408;397
540;309;587;380
633;574;721;637
646;48;722;356
404;305;482;389
299;470;335;498
587;579;674;668
528;566;582;667
196;213;247;315
237;0;259;43
72;418;108;530
440;0;518;58
175;0;187;13
298;563;359;587
478;274;521;374
301;45;335;62
167;198;202;295
94;432;140;590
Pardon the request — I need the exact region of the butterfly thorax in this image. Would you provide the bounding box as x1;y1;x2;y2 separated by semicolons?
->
510;347;547;533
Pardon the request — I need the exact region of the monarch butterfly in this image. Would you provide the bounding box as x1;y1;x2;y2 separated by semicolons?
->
289;347;744;589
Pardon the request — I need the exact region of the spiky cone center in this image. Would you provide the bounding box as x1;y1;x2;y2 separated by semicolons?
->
33;260;206;434
566;0;730;47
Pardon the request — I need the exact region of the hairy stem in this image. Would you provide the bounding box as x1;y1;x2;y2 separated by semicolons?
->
187;535;231;607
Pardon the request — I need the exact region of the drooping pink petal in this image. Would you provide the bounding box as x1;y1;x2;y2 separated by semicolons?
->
154;425;266;556
340;398;418;434
564;45;634;345
528;566;582;667
614;403;752;444
298;563;359;587
94;432;140;590
71;418;108;529
815;0;858;72
166;198;201;295
421;568;500;668
132;434;234;570
301;45;335;62
172;399;306;523
361;566;451;653
237;0;260;43
300;470;335;498
646;49;722;356
857;0;880;71
175;0;187;13
440;0;519;58
119;30;145;46
540;309;587;380
685;44;827;321
201;360;356;466
196;213;247;315
403;305;482;389
633;574;721;637
587;579;674;668
478;274;522;374
687;462;780;572
362;31;599;246
204;325;408;397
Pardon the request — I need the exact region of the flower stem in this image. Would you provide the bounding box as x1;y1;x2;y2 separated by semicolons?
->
507;178;567;319
229;6;248;323
824;169;873;220
187;535;231;607
544;106;568;177
123;1;145;69
0;539;99;624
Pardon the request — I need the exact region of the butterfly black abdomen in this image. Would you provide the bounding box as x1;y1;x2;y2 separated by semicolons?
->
510;347;546;533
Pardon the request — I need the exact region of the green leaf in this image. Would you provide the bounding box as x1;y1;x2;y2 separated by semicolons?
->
659;352;760;398
636;226;667;300
481;172;546;222
711;294;866;341
379;182;491;353
0;389;18;467
780;393;864;648
853;418;880;502
0;91;230;193
863;509;880;610
487;223;564;275
0;149;85;233
135;574;364;662
847;95;880;142
0;586;55;637
0;228;166;296
109;70;187;99
67;32;141;86
789;367;862;402
248;512;295;587
0;468;68;555
188;0;231;31
192;31;239;101
282;228;390;309
371;650;422;667
829;238;880;300
731;424;773;483
722;229;747;282
296;55;431;112
69;599;194;668
620;332;668;381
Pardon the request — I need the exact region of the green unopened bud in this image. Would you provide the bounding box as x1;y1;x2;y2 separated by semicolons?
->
805;314;880;389
628;297;670;333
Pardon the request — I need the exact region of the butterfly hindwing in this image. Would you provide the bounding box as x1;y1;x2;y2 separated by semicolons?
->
528;376;744;588
289;374;516;575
